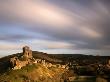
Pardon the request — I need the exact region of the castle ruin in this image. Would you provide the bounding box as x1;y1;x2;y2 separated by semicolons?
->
10;46;33;70
10;46;66;70
22;46;32;60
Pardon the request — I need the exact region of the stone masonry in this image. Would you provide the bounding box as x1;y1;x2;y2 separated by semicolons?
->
22;46;32;60
10;46;33;70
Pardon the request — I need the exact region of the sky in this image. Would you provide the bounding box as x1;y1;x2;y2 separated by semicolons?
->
0;0;110;57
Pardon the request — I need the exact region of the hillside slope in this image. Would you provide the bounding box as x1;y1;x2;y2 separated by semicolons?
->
0;63;66;82
0;51;62;73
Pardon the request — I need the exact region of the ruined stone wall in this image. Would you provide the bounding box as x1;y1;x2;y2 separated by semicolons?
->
10;46;33;70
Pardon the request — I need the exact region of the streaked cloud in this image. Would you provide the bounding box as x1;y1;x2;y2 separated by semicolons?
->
0;0;73;27
0;0;110;56
80;27;102;38
31;39;73;49
0;41;23;50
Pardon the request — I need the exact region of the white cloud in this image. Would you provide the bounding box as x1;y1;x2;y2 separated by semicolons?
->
0;0;73;28
80;27;102;38
31;39;73;49
0;41;24;50
0;0;104;39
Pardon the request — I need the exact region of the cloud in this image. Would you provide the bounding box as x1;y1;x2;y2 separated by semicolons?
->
0;41;24;50
31;39;73;49
0;0;110;56
80;27;102;38
0;0;73;28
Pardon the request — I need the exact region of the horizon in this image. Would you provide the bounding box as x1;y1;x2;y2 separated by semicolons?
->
0;0;110;56
0;47;110;58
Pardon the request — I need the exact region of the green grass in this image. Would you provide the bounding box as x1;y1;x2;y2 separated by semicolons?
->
0;64;38;82
0;63;66;82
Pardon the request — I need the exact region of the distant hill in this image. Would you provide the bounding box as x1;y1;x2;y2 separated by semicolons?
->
32;51;62;63
49;54;110;65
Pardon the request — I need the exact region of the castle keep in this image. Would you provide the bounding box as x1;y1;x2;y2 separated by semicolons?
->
23;46;32;59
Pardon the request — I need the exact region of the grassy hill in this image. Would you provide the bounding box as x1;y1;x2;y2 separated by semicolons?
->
0;63;66;82
0;51;66;82
0;51;62;73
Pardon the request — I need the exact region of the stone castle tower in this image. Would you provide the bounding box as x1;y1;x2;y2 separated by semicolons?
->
23;46;32;59
10;46;33;69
